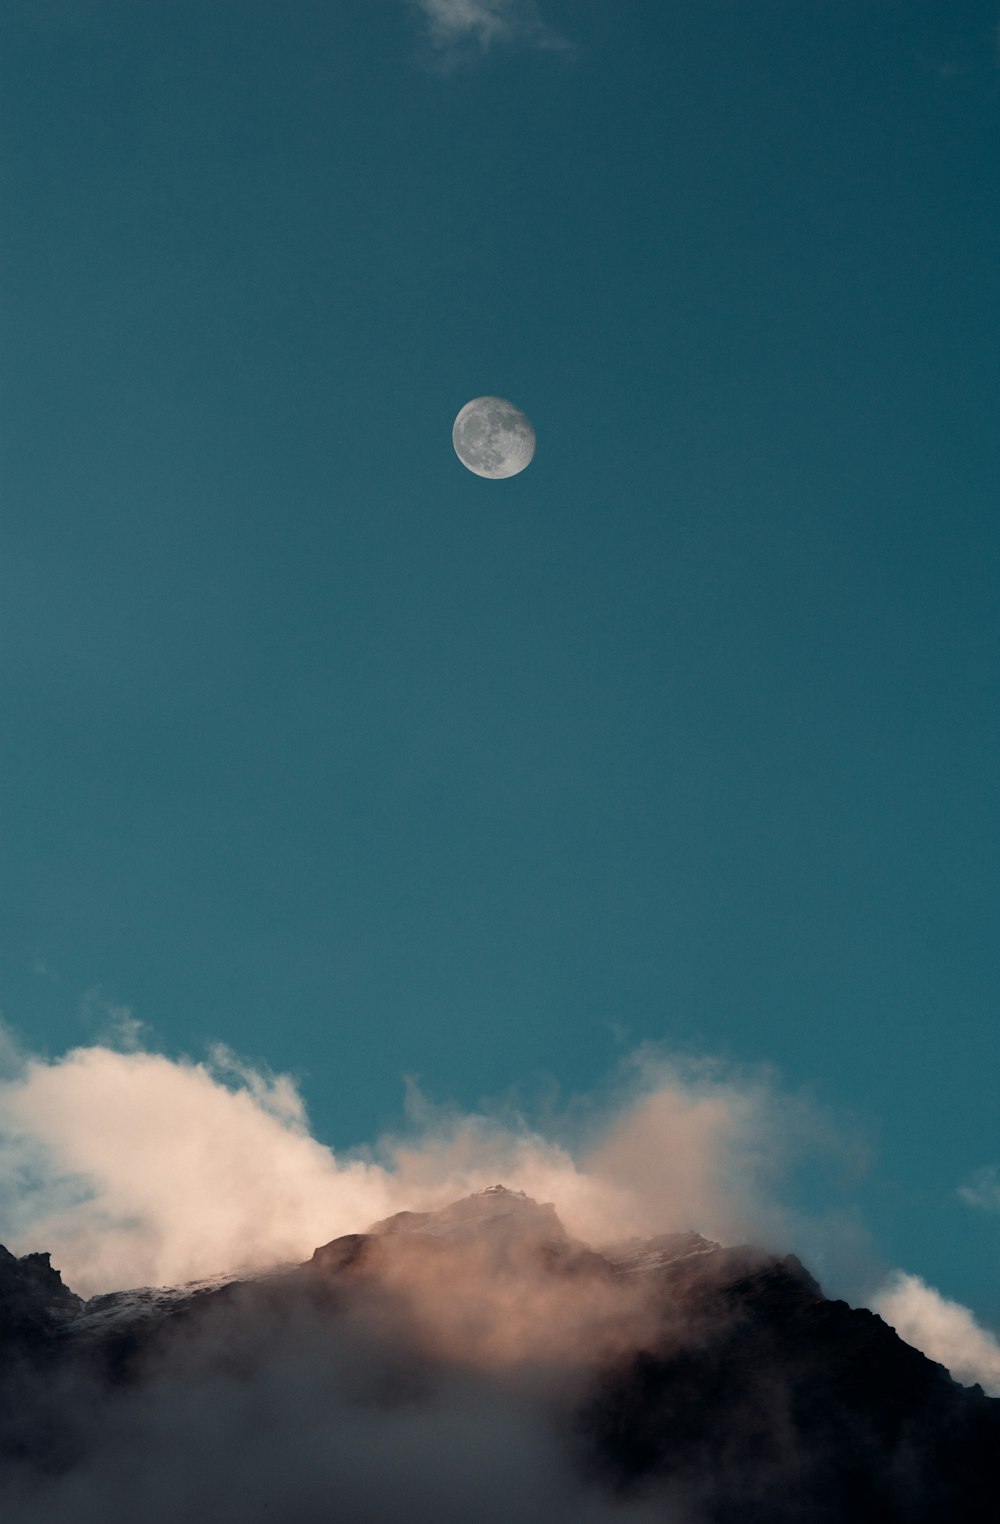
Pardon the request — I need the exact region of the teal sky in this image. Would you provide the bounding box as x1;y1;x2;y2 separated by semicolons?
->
1;2;998;1321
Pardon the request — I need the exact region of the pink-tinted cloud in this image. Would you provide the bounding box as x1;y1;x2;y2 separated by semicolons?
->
0;1037;804;1298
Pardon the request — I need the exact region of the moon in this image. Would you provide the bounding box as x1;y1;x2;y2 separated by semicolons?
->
452;396;536;479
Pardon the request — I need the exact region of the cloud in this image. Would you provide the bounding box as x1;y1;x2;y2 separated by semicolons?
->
872;1271;1000;1396
389;1047;859;1263
410;0;568;58
0;1040;398;1296
0;1034;832;1300
958;1164;1000;1213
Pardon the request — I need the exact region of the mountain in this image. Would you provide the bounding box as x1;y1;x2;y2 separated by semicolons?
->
1;1186;997;1522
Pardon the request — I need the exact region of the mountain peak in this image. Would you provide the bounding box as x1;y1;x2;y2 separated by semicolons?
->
366;1185;564;1247
0;1243;83;1352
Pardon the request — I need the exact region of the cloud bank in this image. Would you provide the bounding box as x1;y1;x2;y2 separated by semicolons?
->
0;1037;801;1298
1;1027;998;1400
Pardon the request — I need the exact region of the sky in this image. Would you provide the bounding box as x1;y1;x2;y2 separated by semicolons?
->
0;0;998;1342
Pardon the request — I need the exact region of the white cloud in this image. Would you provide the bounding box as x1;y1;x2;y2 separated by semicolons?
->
872;1271;1000;1396
411;0;566;57
958;1164;1000;1213
0;1043;397;1296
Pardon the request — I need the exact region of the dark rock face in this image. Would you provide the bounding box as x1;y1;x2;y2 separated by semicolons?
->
579;1249;1000;1523
1;1187;998;1522
0;1245;82;1355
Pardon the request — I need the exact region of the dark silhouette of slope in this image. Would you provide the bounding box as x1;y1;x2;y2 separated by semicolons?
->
578;1247;999;1522
0;1243;81;1355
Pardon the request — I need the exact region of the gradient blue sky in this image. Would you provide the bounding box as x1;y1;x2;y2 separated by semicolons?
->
1;2;998;1322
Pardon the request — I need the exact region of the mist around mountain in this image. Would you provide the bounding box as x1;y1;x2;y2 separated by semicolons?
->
1;1186;997;1523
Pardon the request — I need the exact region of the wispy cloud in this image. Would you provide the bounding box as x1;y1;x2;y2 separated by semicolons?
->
957;1164;1000;1214
410;0;568;59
